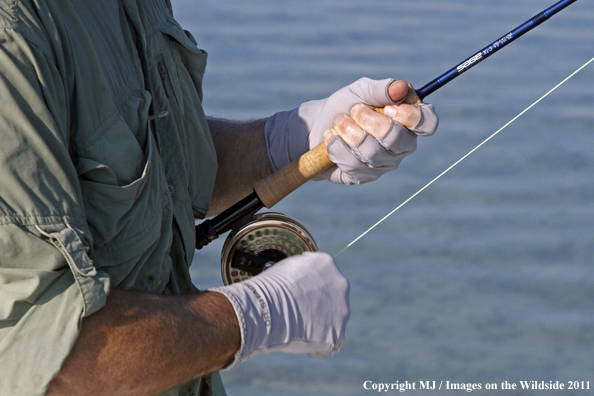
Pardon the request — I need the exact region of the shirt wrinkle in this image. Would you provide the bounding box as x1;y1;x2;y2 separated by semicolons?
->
0;0;219;395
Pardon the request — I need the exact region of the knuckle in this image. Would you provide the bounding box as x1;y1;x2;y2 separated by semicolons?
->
355;108;391;138
332;113;350;128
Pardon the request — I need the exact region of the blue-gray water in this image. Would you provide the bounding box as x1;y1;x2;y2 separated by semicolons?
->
172;0;594;394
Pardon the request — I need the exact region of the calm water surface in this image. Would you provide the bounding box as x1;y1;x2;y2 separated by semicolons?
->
172;0;594;394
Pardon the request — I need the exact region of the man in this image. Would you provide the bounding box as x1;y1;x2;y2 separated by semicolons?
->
0;0;438;395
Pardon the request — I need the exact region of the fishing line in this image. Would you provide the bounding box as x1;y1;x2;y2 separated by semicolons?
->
335;55;594;258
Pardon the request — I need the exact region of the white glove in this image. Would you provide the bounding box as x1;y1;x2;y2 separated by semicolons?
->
265;77;438;185
209;252;350;369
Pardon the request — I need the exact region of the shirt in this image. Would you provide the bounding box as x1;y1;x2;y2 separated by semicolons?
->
0;0;221;394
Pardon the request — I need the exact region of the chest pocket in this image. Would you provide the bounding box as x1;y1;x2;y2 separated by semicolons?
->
74;95;164;263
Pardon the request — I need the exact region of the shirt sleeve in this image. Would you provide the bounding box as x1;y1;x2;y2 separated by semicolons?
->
0;24;110;395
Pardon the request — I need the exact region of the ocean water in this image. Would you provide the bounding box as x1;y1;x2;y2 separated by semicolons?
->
172;0;594;394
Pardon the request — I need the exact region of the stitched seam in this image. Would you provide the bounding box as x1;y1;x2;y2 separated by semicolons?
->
0;213;87;229
0;0;18;29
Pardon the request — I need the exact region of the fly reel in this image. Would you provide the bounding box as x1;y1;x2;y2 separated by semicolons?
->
220;212;318;285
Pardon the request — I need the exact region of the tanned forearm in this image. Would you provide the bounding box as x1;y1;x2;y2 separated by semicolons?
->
206;118;273;216
47;290;240;396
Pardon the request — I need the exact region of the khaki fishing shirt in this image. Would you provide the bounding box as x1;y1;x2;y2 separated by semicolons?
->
0;0;223;394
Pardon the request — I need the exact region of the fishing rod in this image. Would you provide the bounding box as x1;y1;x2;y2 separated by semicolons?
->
195;0;578;285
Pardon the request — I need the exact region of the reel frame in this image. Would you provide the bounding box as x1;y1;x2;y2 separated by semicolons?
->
220;212;318;285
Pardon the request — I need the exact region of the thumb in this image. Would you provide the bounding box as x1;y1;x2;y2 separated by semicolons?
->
347;77;399;107
387;80;410;103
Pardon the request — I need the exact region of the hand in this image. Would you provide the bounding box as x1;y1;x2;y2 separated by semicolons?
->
209;252;350;369
322;79;439;184
265;78;439;184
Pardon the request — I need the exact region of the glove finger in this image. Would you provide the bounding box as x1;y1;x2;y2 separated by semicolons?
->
346;77;397;107
408;103;439;136
326;135;386;184
377;122;418;158
317;166;354;185
325;122;417;184
354;128;417;168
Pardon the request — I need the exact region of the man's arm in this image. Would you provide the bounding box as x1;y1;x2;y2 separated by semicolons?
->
47;290;240;396
206;118;273;217
48;253;351;396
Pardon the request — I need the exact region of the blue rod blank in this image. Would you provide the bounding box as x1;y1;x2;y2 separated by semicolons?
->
415;0;578;100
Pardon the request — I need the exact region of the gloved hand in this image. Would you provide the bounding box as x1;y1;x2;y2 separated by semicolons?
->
265;78;439;185
209;252;350;369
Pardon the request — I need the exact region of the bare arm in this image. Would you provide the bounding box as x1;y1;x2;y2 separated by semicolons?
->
206;118;273;216
47;290;240;396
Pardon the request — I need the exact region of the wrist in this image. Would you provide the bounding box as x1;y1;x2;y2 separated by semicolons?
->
188;291;242;371
264;107;311;171
206;288;248;370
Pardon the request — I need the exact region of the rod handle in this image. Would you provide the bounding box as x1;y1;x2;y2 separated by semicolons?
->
254;141;333;208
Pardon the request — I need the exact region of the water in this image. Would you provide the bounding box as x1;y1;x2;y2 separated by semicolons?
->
172;0;594;394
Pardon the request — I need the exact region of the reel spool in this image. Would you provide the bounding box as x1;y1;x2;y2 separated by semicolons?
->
220;212;318;285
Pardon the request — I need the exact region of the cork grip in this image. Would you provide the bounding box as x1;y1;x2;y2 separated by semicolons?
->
254;141;334;208
254;84;421;208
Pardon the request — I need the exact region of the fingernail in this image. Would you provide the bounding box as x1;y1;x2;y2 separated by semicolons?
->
333;113;347;125
323;129;335;143
351;103;364;116
384;105;398;118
